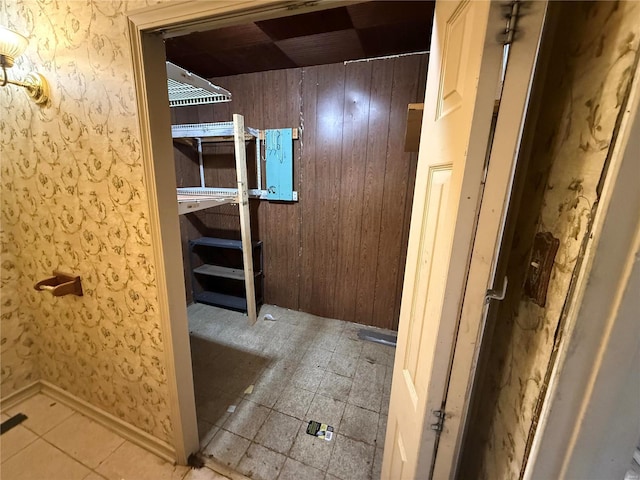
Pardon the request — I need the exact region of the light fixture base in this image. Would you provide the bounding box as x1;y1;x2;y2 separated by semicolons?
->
23;72;49;105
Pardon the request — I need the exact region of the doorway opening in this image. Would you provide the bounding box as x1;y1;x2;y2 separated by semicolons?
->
161;2;432;477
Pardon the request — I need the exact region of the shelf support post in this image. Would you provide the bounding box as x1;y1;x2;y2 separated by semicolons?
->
197;137;205;188
233;114;257;324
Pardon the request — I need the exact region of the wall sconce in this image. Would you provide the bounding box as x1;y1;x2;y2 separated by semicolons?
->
0;25;49;105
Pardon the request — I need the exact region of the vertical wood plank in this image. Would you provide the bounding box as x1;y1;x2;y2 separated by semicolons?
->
260;70;281;306
373;55;424;329
287;69;303;309
353;59;395;325
278;68;302;309
202;74;250;237
334;61;373;321
244;72;266;243
392;55;429;329
311;63;346;318
298;66;319;313
260;69;302;309
199;78;232;230
174;105;202;304
198;76;231;123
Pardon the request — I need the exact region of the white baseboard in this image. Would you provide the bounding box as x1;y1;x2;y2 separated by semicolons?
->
0;381;42;411
1;380;176;464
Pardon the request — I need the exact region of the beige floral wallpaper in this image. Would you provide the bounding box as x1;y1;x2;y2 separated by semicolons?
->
1;0;173;442
461;2;640;479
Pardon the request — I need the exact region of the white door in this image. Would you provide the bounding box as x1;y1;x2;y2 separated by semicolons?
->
382;0;547;478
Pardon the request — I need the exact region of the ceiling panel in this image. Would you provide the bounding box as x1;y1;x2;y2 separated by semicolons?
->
276;30;365;67
189;23;272;51
347;1;434;28
165;1;434;78
212;43;297;75
256;7;353;41
165;51;233;79
165;35;198;58
358;22;431;57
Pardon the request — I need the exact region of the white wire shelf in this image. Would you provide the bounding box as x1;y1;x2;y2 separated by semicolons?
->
171;122;260;140
177;187;298;202
177;191;237;215
166;62;232;107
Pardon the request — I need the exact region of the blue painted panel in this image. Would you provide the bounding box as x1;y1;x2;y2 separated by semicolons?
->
265;128;294;201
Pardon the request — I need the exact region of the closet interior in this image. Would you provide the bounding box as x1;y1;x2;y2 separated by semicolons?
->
165;2;433;478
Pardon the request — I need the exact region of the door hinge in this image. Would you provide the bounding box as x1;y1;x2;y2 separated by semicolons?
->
485;276;509;303
500;1;521;45
430;409;446;432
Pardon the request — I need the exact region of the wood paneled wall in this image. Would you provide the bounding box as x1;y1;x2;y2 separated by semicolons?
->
172;55;427;330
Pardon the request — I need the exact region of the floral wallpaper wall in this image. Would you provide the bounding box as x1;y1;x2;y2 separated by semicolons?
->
461;2;640;479
0;0;173;443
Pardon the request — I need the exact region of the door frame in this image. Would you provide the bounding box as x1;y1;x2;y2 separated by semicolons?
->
126;0;365;463
523;53;640;480
127;0;551;469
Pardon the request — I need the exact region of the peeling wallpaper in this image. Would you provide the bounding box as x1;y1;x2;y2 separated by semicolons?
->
462;2;640;479
1;0;172;442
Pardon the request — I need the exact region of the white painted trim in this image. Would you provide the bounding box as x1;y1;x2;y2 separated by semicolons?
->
128;19;199;465
0;380;176;463
127;1;359;37
524;53;640;480
0;381;41;411
40;381;176;463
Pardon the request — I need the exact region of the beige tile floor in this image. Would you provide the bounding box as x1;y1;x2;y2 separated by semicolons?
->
190;304;396;480
0;304;395;480
0;393;229;480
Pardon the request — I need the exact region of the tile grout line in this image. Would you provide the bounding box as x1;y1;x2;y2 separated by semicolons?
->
28;416;123;479
190;305;395;480
0;424;39;465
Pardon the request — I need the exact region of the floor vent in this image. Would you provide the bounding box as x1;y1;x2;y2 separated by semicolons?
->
357;329;397;347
